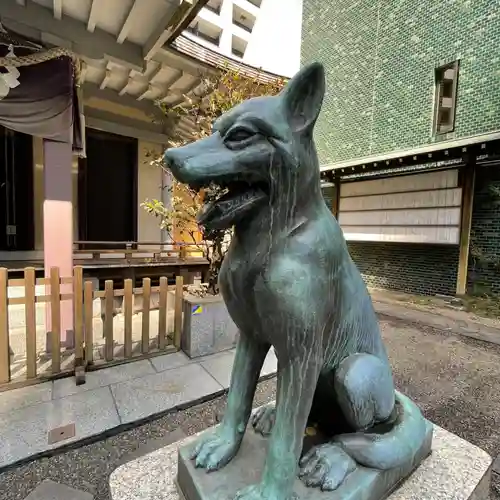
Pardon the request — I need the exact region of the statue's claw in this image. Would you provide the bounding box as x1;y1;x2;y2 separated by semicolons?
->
299;443;356;491
189;428;241;472
251;404;276;436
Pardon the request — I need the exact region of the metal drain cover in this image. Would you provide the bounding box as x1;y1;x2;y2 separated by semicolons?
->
48;422;76;444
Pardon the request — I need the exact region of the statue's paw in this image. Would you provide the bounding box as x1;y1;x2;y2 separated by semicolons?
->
299;443;356;491
251;404;276;436
188;429;241;472
234;483;294;500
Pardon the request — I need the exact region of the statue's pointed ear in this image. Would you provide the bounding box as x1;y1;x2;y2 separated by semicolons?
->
280;62;325;134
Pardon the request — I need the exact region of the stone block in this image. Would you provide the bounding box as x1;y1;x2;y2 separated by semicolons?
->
23;479;94;500
52;359;156;399
150;351;193;372
199;351;235;388
0;386;120;469
181;294;238;358
110;363;223;424
0;381;52;414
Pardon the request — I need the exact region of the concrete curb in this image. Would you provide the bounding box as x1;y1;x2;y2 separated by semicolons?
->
374;301;500;347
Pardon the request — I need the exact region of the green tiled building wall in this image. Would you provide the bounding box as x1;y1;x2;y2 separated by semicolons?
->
301;0;500;166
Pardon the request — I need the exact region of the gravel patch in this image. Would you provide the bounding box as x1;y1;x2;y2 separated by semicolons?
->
1;318;500;499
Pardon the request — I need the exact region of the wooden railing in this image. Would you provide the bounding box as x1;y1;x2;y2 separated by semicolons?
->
73;241;207;262
0;266;185;390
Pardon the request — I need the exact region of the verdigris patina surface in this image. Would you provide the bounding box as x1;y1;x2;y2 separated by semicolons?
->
165;62;432;500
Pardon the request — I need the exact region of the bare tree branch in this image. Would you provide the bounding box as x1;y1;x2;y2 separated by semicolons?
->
142;66;286;294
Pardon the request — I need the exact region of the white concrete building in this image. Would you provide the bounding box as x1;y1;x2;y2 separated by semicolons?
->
183;0;302;78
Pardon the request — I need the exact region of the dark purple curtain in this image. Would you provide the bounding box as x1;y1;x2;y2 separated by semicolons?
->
0;26;83;152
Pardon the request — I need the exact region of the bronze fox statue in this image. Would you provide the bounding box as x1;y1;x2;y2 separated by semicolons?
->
165;62;431;500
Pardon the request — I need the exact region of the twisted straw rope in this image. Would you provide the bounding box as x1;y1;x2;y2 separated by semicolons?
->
0;47;81;80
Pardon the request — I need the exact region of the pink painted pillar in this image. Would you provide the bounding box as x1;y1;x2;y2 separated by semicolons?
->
43;139;74;349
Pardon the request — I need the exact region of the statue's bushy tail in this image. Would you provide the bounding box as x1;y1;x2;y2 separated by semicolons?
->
334;392;431;470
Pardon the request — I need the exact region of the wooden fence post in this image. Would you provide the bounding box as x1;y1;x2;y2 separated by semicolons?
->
124;279;133;358
174;275;183;349
73;266;85;385
24;267;37;379
50;267;61;375
456;160;476;295
84;280;94;365
104;280;114;361
141;278;151;354
158;277;168;349
0;268;10;384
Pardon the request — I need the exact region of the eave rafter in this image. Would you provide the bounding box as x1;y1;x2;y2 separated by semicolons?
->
87;0;100;33
0;0;208;72
142;0;208;61
53;0;62;20
116;0;138;44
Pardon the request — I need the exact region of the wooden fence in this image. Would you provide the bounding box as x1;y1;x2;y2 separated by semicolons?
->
0;266;184;391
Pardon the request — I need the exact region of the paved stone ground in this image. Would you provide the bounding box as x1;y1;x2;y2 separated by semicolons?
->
1;317;499;499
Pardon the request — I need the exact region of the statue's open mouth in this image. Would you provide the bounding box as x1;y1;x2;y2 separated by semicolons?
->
188;176;268;232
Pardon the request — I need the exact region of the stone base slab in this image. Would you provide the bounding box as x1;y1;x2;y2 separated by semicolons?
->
110;424;492;500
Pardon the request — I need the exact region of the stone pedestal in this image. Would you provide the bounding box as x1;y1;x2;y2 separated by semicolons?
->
110;423;492;500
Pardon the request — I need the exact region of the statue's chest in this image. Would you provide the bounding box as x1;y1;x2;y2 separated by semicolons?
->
219;248;266;334
219;252;258;303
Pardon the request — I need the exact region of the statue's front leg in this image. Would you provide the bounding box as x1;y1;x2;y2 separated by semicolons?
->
189;334;269;471
235;351;321;500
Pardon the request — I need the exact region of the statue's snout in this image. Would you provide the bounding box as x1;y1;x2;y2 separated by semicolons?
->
164;145;197;185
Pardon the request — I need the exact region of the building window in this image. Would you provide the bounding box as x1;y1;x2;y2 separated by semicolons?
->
233;4;256;33
186;20;221;46
232;35;247;59
433;61;459;135
205;0;222;15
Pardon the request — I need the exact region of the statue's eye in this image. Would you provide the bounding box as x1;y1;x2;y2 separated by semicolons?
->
225;127;255;143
